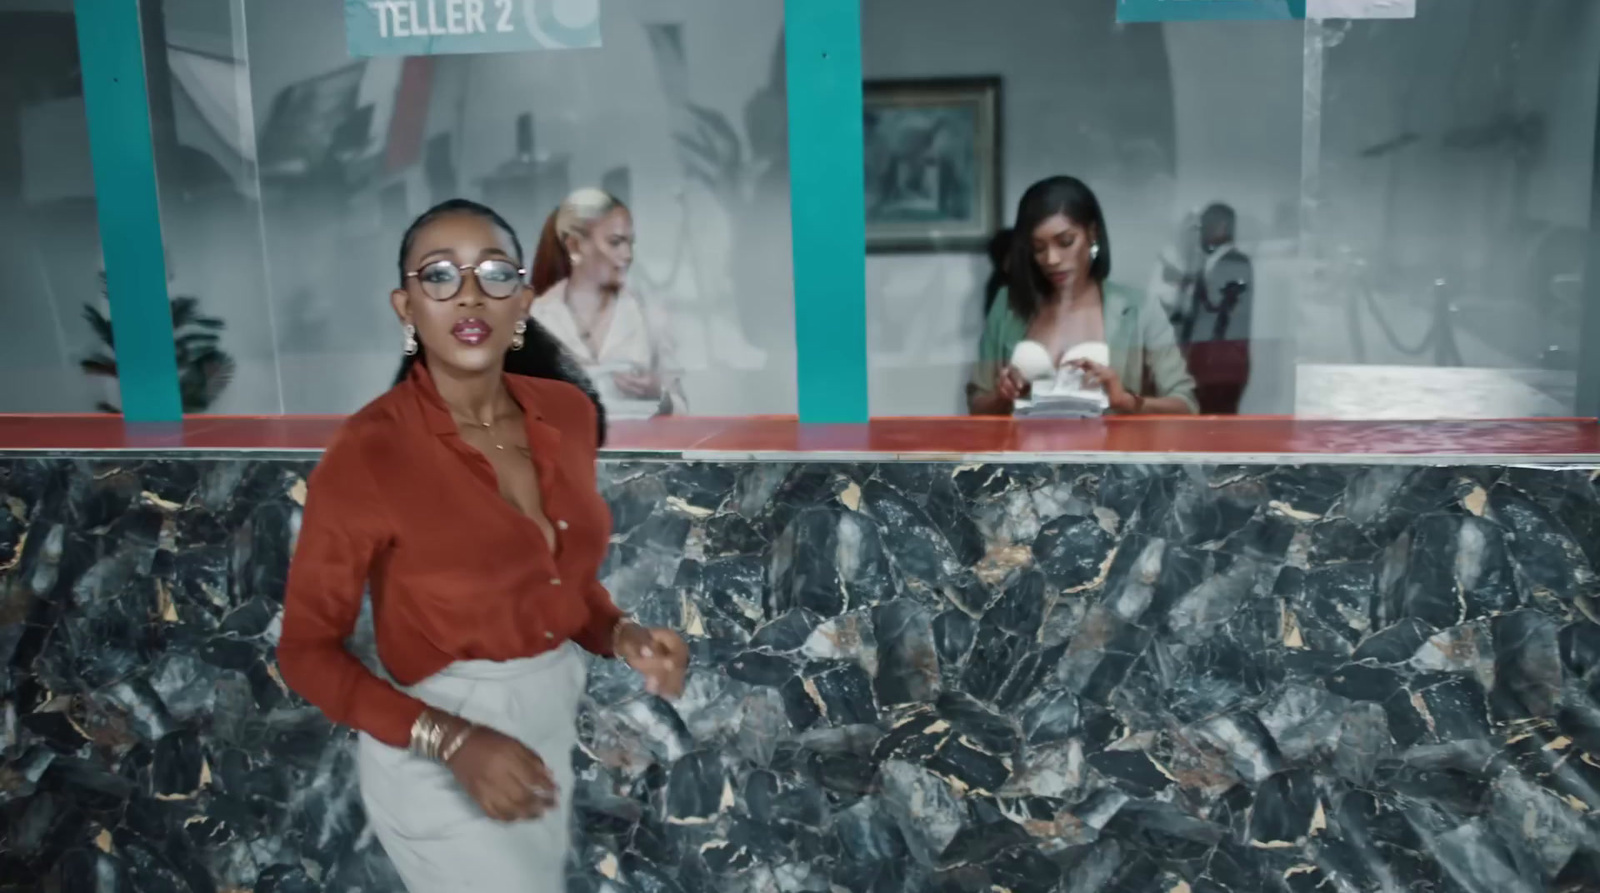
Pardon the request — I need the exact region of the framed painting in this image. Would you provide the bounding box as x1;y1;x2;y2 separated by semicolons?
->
863;76;1002;253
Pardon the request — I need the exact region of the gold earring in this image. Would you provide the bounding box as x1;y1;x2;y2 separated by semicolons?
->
511;319;527;351
403;324;418;356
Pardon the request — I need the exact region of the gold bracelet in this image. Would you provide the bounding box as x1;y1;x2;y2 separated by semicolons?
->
440;724;475;763
411;710;474;763
409;711;444;760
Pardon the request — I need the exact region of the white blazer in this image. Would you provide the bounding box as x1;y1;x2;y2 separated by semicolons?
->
529;280;686;419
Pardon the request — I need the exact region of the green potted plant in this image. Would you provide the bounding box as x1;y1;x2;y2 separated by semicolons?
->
81;274;235;413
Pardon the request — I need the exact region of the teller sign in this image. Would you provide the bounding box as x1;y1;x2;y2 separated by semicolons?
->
345;0;602;57
1117;0;1414;20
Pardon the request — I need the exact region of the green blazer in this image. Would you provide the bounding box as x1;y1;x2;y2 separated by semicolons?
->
971;282;1198;413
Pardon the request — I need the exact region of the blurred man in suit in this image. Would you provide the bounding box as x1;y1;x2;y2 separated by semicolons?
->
1169;203;1253;415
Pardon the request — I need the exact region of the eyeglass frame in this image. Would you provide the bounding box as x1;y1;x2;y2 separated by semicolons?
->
403;259;529;301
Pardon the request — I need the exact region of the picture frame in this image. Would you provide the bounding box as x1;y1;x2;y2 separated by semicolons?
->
863;76;1002;253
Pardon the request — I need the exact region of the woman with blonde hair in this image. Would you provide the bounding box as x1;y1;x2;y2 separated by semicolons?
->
530;188;685;418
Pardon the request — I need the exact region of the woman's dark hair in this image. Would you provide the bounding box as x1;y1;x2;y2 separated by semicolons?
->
1007;176;1112;321
982;227;1013;315
392;198;608;445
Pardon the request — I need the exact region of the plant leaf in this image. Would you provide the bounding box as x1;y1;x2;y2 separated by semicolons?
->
83;294;236;412
81;304;115;348
80;357;118;377
176;333;221;352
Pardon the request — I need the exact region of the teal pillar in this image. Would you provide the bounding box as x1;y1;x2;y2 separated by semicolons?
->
786;0;869;423
74;0;182;421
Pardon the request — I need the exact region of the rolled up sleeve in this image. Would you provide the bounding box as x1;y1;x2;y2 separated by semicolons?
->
571;581;625;657
276;434;427;748
1140;294;1199;413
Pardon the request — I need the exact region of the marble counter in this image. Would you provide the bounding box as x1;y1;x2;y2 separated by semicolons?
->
4;454;1600;892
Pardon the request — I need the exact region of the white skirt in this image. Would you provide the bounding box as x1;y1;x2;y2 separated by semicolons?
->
358;643;588;893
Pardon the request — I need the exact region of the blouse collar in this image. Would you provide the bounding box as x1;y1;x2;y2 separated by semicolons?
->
406;359;549;434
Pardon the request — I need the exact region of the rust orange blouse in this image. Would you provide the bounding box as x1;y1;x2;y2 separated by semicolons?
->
277;364;623;748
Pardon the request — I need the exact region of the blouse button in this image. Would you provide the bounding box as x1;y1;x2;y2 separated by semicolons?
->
551;577;562;586
544;631;555;640
557;520;569;530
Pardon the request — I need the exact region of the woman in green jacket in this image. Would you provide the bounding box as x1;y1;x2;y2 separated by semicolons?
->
968;176;1197;416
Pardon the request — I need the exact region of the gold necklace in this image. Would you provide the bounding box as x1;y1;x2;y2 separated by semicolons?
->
568;293;613;353
452;413;508;451
480;418;505;451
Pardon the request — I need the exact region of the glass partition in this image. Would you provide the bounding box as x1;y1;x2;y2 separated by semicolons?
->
17;0;1598;423
865;0;1600;420
0;3;115;413
1301;1;1598;418
147;0;796;417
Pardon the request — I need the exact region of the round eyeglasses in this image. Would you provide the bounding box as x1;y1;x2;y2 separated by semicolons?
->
405;259;526;301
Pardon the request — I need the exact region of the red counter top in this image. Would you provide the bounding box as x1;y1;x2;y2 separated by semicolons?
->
1;415;1598;463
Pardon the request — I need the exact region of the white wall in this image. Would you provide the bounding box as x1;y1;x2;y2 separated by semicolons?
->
1306;1;1600;374
1163;20;1304;414
0;7;105;412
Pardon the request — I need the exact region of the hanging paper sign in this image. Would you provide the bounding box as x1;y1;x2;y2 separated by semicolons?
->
1306;0;1415;18
345;0;601;58
1117;0;1306;21
1118;0;1414;20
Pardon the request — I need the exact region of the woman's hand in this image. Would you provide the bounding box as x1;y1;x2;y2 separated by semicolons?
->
613;368;662;400
968;366;1031;416
443;717;559;822
614;622;689;698
1069;359;1139;413
994;365;1031;404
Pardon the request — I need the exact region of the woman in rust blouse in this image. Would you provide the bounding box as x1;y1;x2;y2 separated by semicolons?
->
277;199;688;893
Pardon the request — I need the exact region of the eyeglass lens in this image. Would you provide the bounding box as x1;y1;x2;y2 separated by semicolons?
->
416;260;523;301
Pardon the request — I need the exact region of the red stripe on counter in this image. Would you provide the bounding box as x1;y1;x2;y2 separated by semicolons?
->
1;415;1597;457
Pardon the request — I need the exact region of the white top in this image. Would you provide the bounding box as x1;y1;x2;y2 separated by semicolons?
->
529;280;686;419
1010;339;1111;417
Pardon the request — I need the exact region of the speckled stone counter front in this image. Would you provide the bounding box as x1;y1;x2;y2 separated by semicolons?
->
4;456;1600;893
